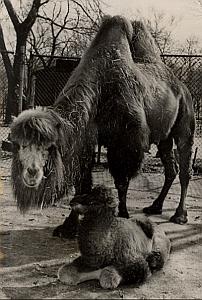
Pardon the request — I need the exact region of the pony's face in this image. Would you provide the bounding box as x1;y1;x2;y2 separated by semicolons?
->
16;142;50;188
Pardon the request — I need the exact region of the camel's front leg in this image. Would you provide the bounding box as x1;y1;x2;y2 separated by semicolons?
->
53;134;95;239
107;144;143;219
58;257;102;285
115;178;130;218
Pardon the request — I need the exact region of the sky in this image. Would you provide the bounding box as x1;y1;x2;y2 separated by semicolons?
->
1;0;202;49
104;0;202;45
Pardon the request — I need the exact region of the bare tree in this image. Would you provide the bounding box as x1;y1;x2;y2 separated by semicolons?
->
145;9;179;55
28;0;104;68
178;36;200;55
0;0;49;123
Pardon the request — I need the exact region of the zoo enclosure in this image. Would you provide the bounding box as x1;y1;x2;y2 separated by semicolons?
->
28;53;202;138
0;53;202;162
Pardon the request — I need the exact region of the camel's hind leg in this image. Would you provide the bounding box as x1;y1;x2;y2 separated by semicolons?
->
169;135;193;224
143;137;178;215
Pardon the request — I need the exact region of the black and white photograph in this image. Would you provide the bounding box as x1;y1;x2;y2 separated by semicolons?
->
0;0;201;299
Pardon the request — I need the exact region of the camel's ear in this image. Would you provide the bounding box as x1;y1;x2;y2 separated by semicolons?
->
136;218;154;239
70;201;88;215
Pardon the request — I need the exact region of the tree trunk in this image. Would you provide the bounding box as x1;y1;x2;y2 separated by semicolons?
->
1;0;45;120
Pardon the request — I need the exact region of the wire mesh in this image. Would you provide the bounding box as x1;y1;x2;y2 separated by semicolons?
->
0;54;202;178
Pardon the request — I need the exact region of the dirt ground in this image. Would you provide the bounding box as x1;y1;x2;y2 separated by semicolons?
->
0;149;202;299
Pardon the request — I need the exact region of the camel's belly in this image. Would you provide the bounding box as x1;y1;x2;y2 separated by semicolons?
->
146;85;180;144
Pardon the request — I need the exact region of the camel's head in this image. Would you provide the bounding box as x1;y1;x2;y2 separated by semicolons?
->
10;107;66;189
70;185;118;215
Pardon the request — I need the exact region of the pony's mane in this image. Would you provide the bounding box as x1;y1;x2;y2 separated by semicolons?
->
131;20;161;63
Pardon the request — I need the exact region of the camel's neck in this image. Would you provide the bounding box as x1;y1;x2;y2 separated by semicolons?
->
53;62;99;146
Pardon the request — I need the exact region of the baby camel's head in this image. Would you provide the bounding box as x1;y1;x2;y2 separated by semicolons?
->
70;185;118;215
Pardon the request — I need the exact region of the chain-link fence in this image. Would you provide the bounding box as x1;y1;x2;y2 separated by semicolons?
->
0;53;202;174
162;55;202;128
0;56;8;124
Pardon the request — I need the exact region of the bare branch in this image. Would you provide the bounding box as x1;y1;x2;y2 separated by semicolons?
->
3;0;19;31
71;0;99;28
0;21;14;80
21;0;46;34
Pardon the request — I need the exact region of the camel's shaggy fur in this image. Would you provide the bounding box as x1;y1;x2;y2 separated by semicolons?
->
58;185;171;289
10;15;195;237
130;20;162;63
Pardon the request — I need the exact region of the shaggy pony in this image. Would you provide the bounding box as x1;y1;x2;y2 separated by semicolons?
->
58;185;171;289
10;15;195;238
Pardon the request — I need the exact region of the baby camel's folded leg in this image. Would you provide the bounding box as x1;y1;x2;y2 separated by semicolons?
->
99;256;151;290
58;256;102;285
99;266;123;289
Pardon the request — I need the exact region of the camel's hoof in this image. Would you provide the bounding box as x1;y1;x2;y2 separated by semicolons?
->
53;225;77;239
143;205;162;215
118;211;129;219
100;266;122;289
169;211;188;224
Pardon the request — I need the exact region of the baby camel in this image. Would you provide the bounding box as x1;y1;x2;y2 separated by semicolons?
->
58;186;171;289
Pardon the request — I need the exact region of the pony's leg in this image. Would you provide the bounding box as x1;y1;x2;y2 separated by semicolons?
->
143;137;178;215
169;136;193;224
